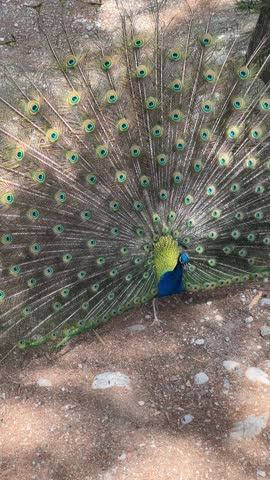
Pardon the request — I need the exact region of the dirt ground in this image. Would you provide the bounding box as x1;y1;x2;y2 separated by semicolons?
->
1;285;270;480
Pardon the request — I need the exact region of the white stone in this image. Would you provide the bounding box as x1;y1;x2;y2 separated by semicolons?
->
230;415;268;440
245;367;270;385
257;471;267;478
261;298;270;307
223;360;240;372
118;453;127;461
194;372;209;385
138;401;145;406
36;377;52;387
244;316;254;324
194;338;205;345
92;372;129;389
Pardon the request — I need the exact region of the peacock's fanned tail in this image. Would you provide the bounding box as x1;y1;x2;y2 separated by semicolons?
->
0;0;270;357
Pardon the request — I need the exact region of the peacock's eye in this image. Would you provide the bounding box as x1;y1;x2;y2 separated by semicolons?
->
200;34;213;46
66;55;78;68
68;91;81;106
238;66;250;79
132;37;145;48
101;56;113;70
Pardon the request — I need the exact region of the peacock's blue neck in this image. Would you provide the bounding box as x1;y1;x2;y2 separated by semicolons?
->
157;259;185;298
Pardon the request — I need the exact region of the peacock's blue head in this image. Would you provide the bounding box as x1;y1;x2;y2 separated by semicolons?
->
180;252;189;265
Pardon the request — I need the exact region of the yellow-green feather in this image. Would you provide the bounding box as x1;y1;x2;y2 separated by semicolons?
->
153;236;180;281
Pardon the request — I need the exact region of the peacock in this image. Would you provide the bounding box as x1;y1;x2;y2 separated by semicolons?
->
0;0;270;360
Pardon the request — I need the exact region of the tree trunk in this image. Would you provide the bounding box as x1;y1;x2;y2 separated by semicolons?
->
246;10;270;83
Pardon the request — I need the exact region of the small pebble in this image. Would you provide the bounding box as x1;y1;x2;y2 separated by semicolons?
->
260;325;270;337
245;367;270;385
223;378;230;389
92;372;129;389
244;316;254;324
194;372;209;385
230;415;268;440
261;298;270;307
223;360;240;372
180;414;194;425
257;471;266;478
128;324;146;333
118;453;127;461
36;377;52;387
138;400;145;406
194;338;205;345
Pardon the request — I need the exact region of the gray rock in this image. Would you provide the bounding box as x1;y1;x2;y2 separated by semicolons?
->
245;367;270;385
257;471;267;478
180;414;194;425
230;415;268;440
194;338;205;345
128;324;146;333
223;360;240;372
92;372;129;389
118;453;127;461
223;378;231;389
194;372;209;385
260;325;270;337
261;298;270;307
36;377;52;387
244;316;254;324
100;473;113;480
